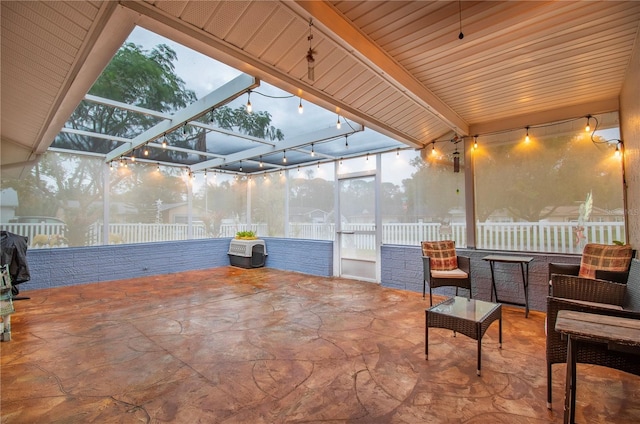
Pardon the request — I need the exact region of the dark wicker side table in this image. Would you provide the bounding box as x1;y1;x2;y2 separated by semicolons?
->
426;296;502;376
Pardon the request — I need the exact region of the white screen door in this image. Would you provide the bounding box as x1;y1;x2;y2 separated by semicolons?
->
337;175;377;281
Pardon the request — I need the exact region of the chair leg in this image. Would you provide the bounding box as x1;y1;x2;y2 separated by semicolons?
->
423;279;426;299
429;288;433;306
455;287;459;297
547;363;553;409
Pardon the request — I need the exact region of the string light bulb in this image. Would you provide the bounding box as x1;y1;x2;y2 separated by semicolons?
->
259;156;263;168
431;142;436;155
143;144;149;156
298;97;303;114
585;115;591;133
283;150;287;163
161;134;167;149
156;163;160;172
615;142;622;158
246;91;252;113
183;123;187;135
336;115;341;129
525;126;530;143
311;143;315;157
473;135;478;150
130;150;136;162
345;135;349;149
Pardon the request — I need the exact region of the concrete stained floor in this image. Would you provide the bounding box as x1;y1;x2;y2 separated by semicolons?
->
1;266;639;423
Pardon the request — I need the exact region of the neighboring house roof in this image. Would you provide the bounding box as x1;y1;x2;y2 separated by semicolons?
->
0;188;19;207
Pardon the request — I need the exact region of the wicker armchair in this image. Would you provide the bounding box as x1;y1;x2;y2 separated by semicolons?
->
547;247;636;294
546;258;640;409
422;255;471;306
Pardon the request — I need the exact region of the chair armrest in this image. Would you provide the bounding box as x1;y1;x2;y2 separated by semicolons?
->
551;274;626;306
595;269;629;284
422;256;431;278
548;296;640;324
457;256;470;273
548;262;580;281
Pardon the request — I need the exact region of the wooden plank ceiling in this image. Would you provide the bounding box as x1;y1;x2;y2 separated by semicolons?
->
2;0;639;176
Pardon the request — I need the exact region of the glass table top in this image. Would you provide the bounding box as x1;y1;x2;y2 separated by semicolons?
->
427;296;500;322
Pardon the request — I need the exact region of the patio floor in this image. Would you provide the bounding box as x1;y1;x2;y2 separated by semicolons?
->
1;267;639;423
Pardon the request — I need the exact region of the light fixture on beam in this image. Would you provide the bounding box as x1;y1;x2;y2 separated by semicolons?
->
246;91;252;113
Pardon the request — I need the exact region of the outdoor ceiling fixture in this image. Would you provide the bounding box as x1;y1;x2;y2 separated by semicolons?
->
453;149;460;173
336;115;341;129
525;126;530;143
473;135;478;150
298;97;303;114
246;91;252;113
306;18;316;81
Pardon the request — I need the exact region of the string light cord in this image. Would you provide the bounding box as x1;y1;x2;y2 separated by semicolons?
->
251;91;296;99
427;114;623;148
585;115;623;146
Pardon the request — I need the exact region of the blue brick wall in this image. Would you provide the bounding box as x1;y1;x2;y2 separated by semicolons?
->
20;237;333;291
263;238;333;276
381;244;580;312
23;238;233;290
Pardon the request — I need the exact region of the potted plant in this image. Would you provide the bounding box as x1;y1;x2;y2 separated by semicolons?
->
235;230;257;240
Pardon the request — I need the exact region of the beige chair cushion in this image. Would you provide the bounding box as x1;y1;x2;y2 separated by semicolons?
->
431;268;468;279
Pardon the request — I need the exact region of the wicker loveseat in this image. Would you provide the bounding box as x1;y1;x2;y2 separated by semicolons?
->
546;258;640;409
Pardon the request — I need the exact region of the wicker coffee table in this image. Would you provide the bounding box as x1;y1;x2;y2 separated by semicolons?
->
426;296;502;376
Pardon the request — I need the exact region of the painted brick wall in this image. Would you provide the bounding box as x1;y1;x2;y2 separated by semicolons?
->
381;244;580;312
22;238;233;290
20;237;333;291
263;238;333;276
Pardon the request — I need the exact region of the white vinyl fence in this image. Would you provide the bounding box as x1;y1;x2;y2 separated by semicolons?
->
1;221;625;254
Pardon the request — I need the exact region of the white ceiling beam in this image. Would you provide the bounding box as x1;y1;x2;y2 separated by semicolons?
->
191;123;363;172
290;0;469;136
105;73;259;162
84;94;276;147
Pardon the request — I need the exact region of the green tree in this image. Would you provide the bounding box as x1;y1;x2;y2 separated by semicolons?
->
402;153;464;223
53;42;197;157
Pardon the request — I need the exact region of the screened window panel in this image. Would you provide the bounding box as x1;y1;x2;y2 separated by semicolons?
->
473;111;625;253
380;149;466;247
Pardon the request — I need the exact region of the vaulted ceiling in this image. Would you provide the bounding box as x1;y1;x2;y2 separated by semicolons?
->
2;1;639;177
